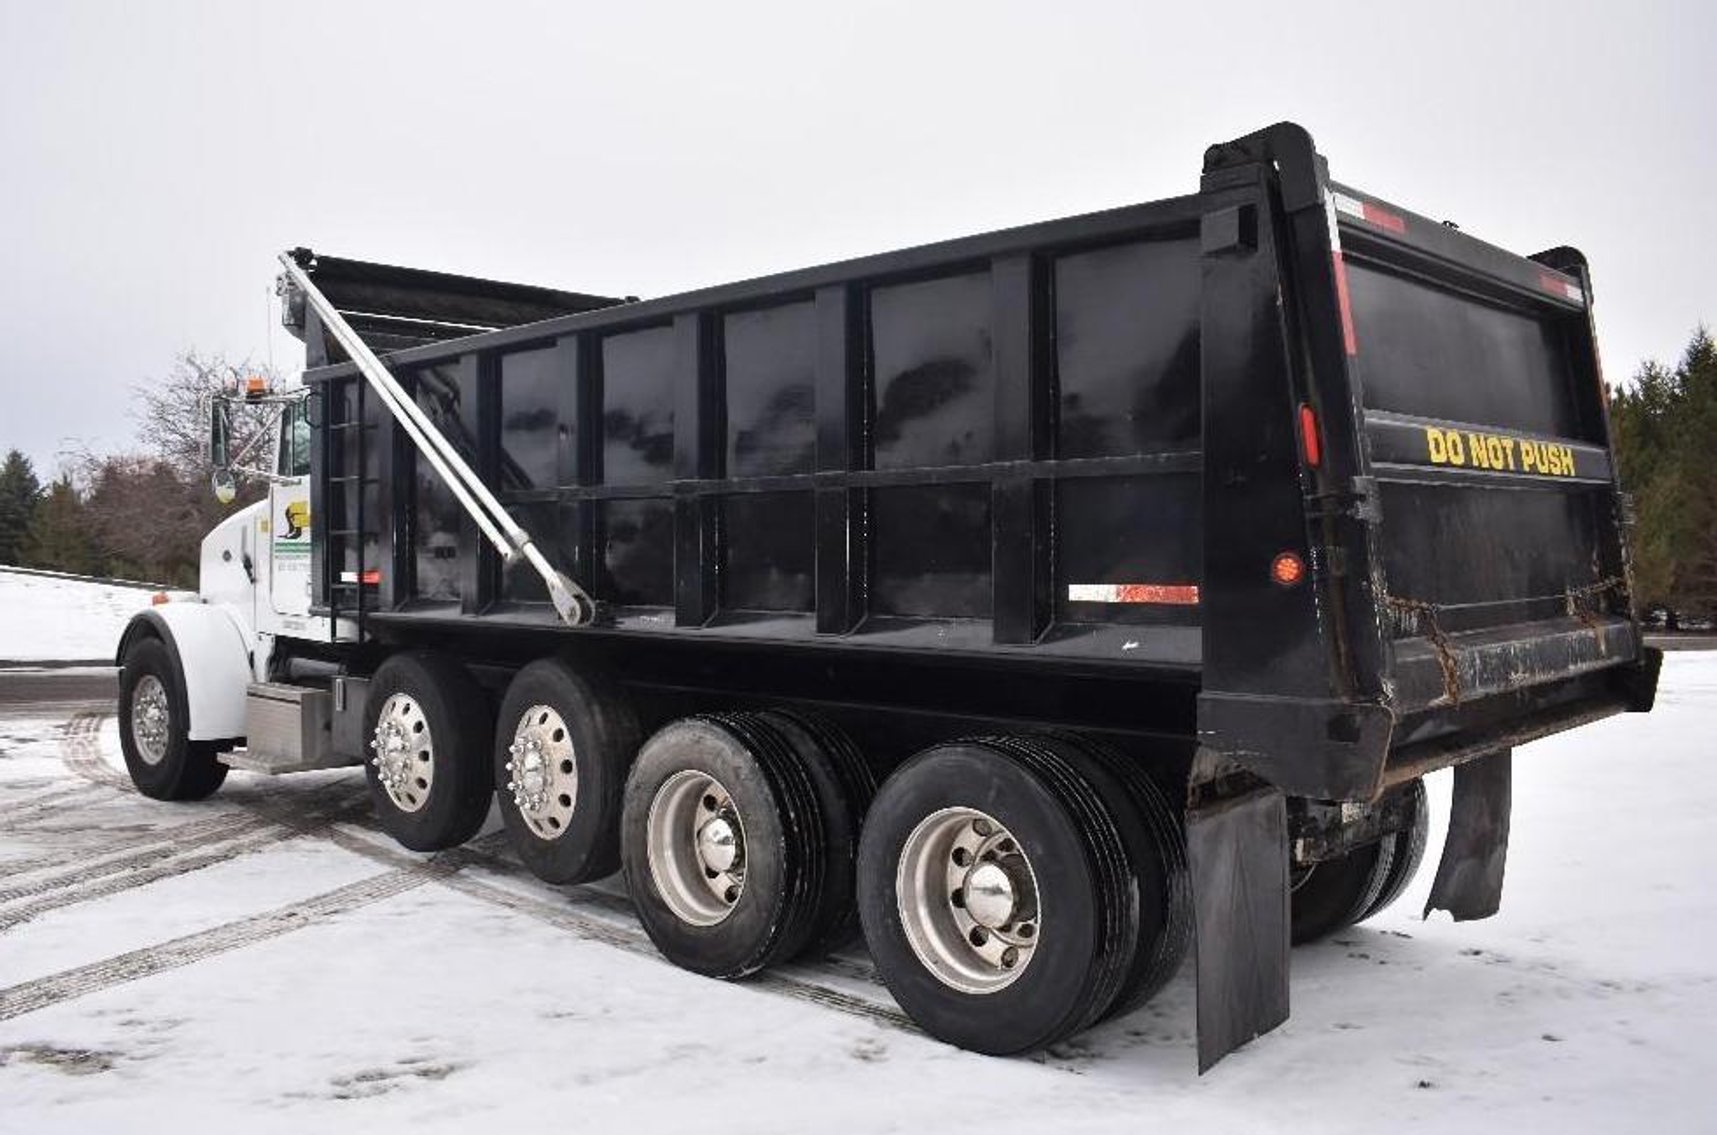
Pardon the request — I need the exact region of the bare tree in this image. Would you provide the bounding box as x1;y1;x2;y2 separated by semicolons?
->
132;351;287;480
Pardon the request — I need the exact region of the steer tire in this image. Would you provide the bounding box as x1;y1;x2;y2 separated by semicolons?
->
493;658;640;885
362;652;493;852
118;637;228;801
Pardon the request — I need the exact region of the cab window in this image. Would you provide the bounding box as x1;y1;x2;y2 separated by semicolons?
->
277;397;312;477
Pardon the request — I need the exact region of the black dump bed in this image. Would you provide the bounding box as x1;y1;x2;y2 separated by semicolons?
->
297;122;1658;801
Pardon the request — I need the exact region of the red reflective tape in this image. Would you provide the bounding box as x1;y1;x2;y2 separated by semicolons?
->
1360;202;1406;234
1115;584;1201;605
1538;272;1584;303
1332;250;1358;355
1298;403;1322;468
362;569;382;585
1068;583;1201;605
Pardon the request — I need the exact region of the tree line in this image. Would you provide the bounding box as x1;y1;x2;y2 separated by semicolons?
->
1608;326;1717;626
0;353;278;587
1;331;1712;617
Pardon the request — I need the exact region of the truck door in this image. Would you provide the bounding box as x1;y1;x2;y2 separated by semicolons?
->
268;397;314;619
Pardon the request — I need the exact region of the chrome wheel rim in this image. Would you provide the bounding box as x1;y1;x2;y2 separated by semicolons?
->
897;807;1040;994
504;703;577;840
370;693;433;813
131;674;170;765
646;770;746;927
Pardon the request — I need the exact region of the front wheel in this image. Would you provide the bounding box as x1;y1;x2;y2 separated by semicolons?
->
118;637;228;801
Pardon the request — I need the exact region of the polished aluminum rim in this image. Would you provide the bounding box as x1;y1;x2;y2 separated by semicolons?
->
897;807;1040;994
131;674;170;765
646;770;746;927
504;703;577;840
370;693;433;813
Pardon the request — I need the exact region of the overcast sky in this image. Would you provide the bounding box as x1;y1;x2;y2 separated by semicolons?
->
2;0;1711;475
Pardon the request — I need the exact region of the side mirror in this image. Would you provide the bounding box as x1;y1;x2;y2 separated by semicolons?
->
209;396;233;469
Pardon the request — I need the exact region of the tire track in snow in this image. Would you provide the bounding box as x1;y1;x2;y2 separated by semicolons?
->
0;783;107;823
316;825;908;1027
0;867;435;1022
0;792;374;931
4;712;909;1033
59;712;127;790
0;782;370;907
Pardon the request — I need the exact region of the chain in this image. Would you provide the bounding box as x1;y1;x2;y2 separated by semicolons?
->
1387;575;1628;706
1565;576;1626;628
1384;594;1462;705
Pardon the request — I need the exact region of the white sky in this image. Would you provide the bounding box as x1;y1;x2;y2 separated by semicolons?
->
2;0;1711;475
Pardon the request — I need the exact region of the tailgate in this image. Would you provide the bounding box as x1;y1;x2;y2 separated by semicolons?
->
1330;183;1639;711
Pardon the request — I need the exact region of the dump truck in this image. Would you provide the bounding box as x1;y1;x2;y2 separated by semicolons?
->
114;123;1660;1070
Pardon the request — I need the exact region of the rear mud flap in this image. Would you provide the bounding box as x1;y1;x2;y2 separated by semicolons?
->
1187;786;1290;1073
1424;749;1512;921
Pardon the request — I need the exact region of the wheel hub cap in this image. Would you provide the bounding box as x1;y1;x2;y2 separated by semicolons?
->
369;694;433;813
696;815;740;873
963;860;1018;929
503;705;577;840
646;770;747;927
896;807;1041;994
131;674;170;765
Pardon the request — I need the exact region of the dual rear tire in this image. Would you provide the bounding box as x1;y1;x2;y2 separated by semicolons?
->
620;711;875;977
1290;779;1431;944
856;736;1190;1055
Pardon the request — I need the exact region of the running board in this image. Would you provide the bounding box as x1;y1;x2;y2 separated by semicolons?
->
222;683;359;774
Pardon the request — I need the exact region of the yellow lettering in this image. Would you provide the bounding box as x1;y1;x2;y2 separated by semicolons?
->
1426;428;1448;464
1561;445;1575;476
1467;433;1491;469
1447;431;1466;466
1520;441;1538;472
1499;437;1517;470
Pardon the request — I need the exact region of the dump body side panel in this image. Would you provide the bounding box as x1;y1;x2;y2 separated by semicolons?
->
306;194;1218;684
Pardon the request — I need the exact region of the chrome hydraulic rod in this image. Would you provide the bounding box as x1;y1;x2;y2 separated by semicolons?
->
277;252;595;625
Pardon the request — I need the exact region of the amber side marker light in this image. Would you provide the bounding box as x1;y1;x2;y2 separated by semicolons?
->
151;591;171;606
1271;551;1306;588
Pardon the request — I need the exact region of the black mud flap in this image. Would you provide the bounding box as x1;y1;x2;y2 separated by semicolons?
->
1424;748;1512;921
1187;785;1290;1073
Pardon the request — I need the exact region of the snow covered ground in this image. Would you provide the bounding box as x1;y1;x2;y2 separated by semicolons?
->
0;569;157;663
0;657;1712;1133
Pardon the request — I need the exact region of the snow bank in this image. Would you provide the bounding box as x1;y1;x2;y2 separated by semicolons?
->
0;569;156;663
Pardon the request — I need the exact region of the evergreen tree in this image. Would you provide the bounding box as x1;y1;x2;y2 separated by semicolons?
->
23;477;101;576
1610;326;1717;622
0;449;42;565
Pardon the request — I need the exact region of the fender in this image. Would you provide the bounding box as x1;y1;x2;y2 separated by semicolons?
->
116;604;253;742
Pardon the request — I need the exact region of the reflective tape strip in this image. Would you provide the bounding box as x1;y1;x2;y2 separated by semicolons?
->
1539;272;1585;305
1067;583;1200;605
1331;191;1405;234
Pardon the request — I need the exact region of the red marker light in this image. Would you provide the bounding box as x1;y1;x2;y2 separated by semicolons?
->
1271;552;1306;588
1298;404;1322;468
